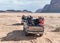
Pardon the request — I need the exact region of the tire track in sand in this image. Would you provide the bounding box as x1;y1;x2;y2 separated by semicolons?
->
44;38;53;43
30;39;37;43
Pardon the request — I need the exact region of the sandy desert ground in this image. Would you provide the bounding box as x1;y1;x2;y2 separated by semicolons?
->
0;13;60;43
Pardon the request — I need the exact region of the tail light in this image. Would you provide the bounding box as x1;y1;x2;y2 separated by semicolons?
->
27;26;29;30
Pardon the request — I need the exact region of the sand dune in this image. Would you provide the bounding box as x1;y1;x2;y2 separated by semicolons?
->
0;13;60;43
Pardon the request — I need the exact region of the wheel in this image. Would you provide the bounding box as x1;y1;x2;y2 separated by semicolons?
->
24;31;29;36
40;34;43;37
25;33;29;36
23;28;29;36
21;22;24;25
37;34;43;37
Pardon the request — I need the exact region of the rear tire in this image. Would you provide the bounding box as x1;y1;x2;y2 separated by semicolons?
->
24;31;29;36
40;34;43;37
21;23;24;25
37;34;43;37
23;28;29;36
25;33;29;36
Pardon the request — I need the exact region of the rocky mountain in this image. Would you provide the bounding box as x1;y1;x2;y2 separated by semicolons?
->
22;10;32;13
42;0;60;13
6;10;22;12
36;0;60;13
41;4;50;13
35;9;42;13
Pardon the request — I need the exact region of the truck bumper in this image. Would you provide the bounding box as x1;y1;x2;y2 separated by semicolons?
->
27;31;44;34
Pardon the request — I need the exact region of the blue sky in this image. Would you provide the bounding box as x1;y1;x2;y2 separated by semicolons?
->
0;0;51;12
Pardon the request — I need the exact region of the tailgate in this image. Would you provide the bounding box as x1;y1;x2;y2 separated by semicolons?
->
27;26;44;32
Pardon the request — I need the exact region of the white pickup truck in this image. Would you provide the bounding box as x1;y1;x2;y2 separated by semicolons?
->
23;22;44;37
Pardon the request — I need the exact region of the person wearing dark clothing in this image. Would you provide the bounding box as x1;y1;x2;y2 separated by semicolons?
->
30;15;33;20
27;15;33;25
22;15;26;20
21;15;27;25
34;19;39;26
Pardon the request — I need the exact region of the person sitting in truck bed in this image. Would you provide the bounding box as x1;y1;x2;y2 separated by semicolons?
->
38;16;44;27
22;15;27;22
33;18;39;26
27;15;33;25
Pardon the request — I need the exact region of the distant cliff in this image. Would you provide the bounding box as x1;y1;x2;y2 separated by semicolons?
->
22;10;32;13
36;0;60;13
42;0;60;13
41;4;50;13
35;9;42;13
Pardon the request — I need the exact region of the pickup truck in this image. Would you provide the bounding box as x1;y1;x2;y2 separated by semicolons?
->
23;22;44;37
